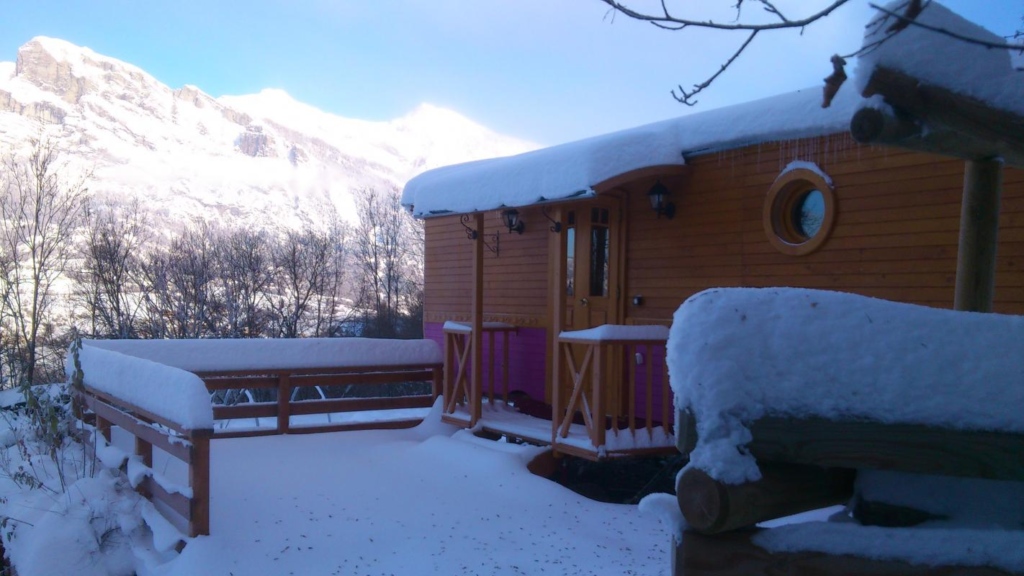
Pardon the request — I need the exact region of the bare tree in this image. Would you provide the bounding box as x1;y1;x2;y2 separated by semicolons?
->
216;227;274;338
0;137;89;386
353;187;421;338
73;200;149;339
268;226;344;338
598;0;1024;106
140;222;220;339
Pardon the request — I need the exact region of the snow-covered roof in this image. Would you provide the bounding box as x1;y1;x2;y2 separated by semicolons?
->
854;1;1024;118
402;87;861;218
667;288;1024;485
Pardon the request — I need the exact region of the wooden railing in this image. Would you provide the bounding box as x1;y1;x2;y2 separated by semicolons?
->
200;363;443;438
554;326;673;459
79;385;212;537
441;321;516;426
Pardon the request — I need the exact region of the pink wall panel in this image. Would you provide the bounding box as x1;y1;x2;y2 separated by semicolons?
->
424;323;548;403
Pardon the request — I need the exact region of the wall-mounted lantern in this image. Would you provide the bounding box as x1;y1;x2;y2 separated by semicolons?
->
502;209;525;234
647;181;676;219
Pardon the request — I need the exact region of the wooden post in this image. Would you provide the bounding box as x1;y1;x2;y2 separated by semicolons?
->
135;436;153;497
591;343;605;448
470;212;484;425
96;414;112;443
502;331;510;403
955;158;1003;312
442;331;451;406
431;365;442;400
277;374;290;434
549;207;566;445
188;430;212;537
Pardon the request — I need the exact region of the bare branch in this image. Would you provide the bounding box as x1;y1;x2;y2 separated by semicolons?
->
597;0;851;32
599;0;852;105
673;30;758;106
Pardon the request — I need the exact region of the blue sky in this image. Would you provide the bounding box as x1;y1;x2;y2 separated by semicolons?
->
0;1;1018;145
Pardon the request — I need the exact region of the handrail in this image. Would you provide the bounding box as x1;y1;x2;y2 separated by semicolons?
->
441;321;517;426
554;325;674;457
201;363;442;437
78;385;212;538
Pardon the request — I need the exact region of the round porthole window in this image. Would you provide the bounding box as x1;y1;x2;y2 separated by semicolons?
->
763;165;836;256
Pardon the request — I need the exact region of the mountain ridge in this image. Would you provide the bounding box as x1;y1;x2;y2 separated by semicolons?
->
0;36;536;231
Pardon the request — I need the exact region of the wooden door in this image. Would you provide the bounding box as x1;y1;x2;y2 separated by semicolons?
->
565;198;622;331
560;197;627;416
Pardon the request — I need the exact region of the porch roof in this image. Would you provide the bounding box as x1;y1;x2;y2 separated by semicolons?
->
402;87;860;218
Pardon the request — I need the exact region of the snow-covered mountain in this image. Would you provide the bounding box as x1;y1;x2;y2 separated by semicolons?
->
0;37;536;231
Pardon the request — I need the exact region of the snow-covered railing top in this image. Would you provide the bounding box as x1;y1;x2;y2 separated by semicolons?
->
69;344;214;430
854;1;1024;119
81;338;443;373
442;321;516;334
559;324;669;343
402;88;860;218
667;287;1024;484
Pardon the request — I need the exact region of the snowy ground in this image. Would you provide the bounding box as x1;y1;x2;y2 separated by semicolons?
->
0;404;670;576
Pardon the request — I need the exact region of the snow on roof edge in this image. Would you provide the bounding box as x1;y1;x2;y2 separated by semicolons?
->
403;87;860;218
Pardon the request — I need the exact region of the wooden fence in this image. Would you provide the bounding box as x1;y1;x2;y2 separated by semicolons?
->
77;349;442;539
200;363;443;438
79;385;212;537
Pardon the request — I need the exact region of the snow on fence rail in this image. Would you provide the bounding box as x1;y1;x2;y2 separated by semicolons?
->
70;337;444;540
71;344;214;537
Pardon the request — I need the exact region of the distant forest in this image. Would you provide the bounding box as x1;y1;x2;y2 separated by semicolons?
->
1;139;424;387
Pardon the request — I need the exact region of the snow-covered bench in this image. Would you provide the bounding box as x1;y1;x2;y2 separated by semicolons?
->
666;288;1024;575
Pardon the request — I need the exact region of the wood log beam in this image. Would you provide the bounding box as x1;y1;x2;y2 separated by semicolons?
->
676;464;854;535
856;66;1024;168
676;410;1024;481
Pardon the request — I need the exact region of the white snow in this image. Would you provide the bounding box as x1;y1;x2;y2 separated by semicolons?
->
146;415;667;575
754;521;1024;573
560;324;669;342
667;287;1024;484
82;337;442;372
442;320;517;333
70;344;214;430
778;160;833;186
854;1;1024;116
0;37;536;233
402;87;861;217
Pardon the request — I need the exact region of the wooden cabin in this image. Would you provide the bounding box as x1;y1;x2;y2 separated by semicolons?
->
401;86;1024;460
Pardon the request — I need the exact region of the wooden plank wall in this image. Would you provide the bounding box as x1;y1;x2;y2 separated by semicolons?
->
424;209;552;327
624;134;1024;323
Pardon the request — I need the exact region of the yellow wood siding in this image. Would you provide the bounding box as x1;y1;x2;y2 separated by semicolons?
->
422;134;1024;328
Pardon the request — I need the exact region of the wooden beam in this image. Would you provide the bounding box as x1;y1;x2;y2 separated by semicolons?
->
850;106;1009;165
858;66;1024;168
676;464;854;535
955;158;1003;312
677;410;1024;482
